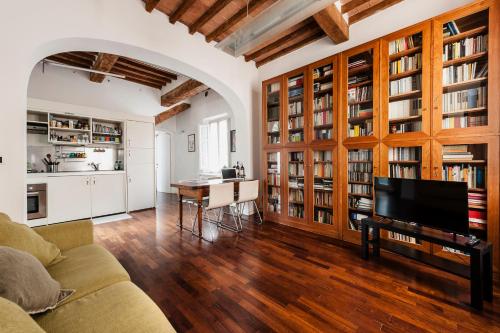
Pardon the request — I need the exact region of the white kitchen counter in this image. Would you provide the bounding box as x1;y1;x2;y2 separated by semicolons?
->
27;170;125;183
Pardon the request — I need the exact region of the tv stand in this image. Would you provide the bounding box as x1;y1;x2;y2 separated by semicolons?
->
361;216;493;310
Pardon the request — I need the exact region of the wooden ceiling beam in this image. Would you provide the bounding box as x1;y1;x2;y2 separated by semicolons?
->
169;0;196;24
110;68;168;86
47;56;90;69
349;0;403;25
113;63;172;82
67;51;97;62
48;54;92;68
161;79;208;107
255;30;325;67
188;0;232;35
206;0;273;43
155;103;191;124
122;76;163;89
313;4;349;44
341;0;367;14
245;23;321;62
89;53;119;83
119;58;177;80
145;0;161;13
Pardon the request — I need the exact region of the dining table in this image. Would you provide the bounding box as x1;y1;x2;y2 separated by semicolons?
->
171;178;252;240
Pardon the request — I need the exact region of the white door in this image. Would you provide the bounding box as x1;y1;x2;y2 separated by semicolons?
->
48;176;92;223
91;174;126;217
156;132;172;193
127;165;155;211
127;121;154;149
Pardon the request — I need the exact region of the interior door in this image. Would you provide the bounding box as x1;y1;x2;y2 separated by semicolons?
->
91;174;126;217
155;132;172;193
48;176;91;223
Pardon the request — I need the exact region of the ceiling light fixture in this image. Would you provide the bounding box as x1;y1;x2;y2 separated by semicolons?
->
43;59;126;79
216;0;334;57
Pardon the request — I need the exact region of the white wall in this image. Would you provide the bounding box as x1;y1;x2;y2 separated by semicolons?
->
0;0;259;222
172;90;235;181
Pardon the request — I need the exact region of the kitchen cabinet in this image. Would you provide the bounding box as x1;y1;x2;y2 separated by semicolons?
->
127;164;155;212
48;176;92;224
91;174;126;217
127;121;154;149
127;148;154;165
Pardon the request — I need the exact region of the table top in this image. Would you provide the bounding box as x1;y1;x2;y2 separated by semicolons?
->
171;178;254;190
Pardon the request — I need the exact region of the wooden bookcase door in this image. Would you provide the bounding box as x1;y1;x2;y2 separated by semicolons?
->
341;40;380;144
262;149;284;222
431;1;499;136
380;21;432;140
262;76;284;148
431;136;499;268
380;139;431;252
308;56;338;146
308;145;340;238
341;142;379;245
284;148;308;224
284;67;308;146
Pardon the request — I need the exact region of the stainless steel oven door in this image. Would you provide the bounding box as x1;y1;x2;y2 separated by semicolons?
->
27;184;47;220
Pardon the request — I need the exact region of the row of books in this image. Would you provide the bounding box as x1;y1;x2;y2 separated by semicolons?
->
289;188;304;203
390;74;421;96
289;205;304;218
348;58;369;69
267;106;279;120
442;62;488;85
443;20;460;37
348;73;370;85
442;34;488;61
348;86;372;103
289;152;304;162
288;164;304;177
348;121;373;137
288;116;304;129
348;149;372;161
442;86;487;113
389;53;422;75
442;115;487;128
442;165;486;189
314;151;332;162
314;163;333;178
348;161;372;173
267;153;279;162
390;165;420;179
267;202;280;213
315;82;333;93
389;147;421;161
288;132;303;142
389;33;422;55
350;197;373;211
288;87;303;98
314;110;333;127
315;128;332;140
267;187;280;200
388;231;419;244
388;98;422;120
314;191;333;207
315;210;333;225
349;184;372;196
268;82;280;94
268;135;279;144
313;94;333;111
469;192;486;208
313;64;333;80
390;122;422;134
288;76;303;88
314;179;333;190
348;213;369;231
288;101;303;116
348;105;373;119
288;177;304;189
348;171;372;183
267;173;280;186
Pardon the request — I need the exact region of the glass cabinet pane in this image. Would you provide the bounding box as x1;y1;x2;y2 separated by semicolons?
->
266;82;281;144
266;152;281;213
313;150;333;225
347;149;373;231
288;151;305;218
287;75;305;143
312;64;334;140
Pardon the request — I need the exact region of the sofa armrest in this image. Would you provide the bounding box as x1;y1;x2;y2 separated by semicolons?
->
34;220;94;251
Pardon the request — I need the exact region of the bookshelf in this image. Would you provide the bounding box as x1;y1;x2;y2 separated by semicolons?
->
380;22;431;139
286;150;306;221
262;77;283;147
312;149;334;226
264;151;282;218
342;41;380;143
381;140;431;252
309;57;338;144
431;137;499;263
285;68;306;144
432;3;499;136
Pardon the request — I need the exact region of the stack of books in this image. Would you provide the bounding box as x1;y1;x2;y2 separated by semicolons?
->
468;192;486;208
348;58;368;70
469;210;486;230
442;145;473;160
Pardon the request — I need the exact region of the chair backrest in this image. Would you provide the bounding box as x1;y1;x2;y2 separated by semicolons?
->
207;182;235;209
237;180;259;203
221;168;237;179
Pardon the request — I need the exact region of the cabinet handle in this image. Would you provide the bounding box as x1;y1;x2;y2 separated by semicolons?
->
86;178;90;185
128;177;131;183
128;139;131;147
93;178;96;185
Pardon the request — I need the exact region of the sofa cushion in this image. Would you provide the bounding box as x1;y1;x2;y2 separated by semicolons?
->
0;246;74;314
0;297;45;333
47;244;130;305
34;281;176;333
0;213;64;267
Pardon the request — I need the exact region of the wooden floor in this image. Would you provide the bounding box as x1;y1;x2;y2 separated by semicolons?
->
95;193;500;333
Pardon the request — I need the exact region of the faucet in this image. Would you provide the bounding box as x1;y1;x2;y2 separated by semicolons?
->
89;162;100;171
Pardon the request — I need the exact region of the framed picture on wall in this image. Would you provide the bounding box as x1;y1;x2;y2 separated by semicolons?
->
188;134;195;152
230;130;236;152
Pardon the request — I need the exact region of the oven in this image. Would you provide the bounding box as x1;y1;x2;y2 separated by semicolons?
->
27;184;47;220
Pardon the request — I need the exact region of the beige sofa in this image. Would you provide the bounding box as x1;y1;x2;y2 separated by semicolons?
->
0;219;176;333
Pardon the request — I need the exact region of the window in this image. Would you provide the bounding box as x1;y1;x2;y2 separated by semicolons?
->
199;118;229;174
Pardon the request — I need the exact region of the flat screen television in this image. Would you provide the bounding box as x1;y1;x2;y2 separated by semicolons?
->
374;177;469;235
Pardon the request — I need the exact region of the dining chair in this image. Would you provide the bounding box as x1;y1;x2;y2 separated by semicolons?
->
192;182;240;242
235;180;263;225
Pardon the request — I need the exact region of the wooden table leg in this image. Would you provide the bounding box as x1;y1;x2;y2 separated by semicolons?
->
361;221;369;260
373;226;380;257
197;199;203;238
178;194;183;229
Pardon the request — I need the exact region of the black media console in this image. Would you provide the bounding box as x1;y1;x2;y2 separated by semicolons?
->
360;216;493;310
